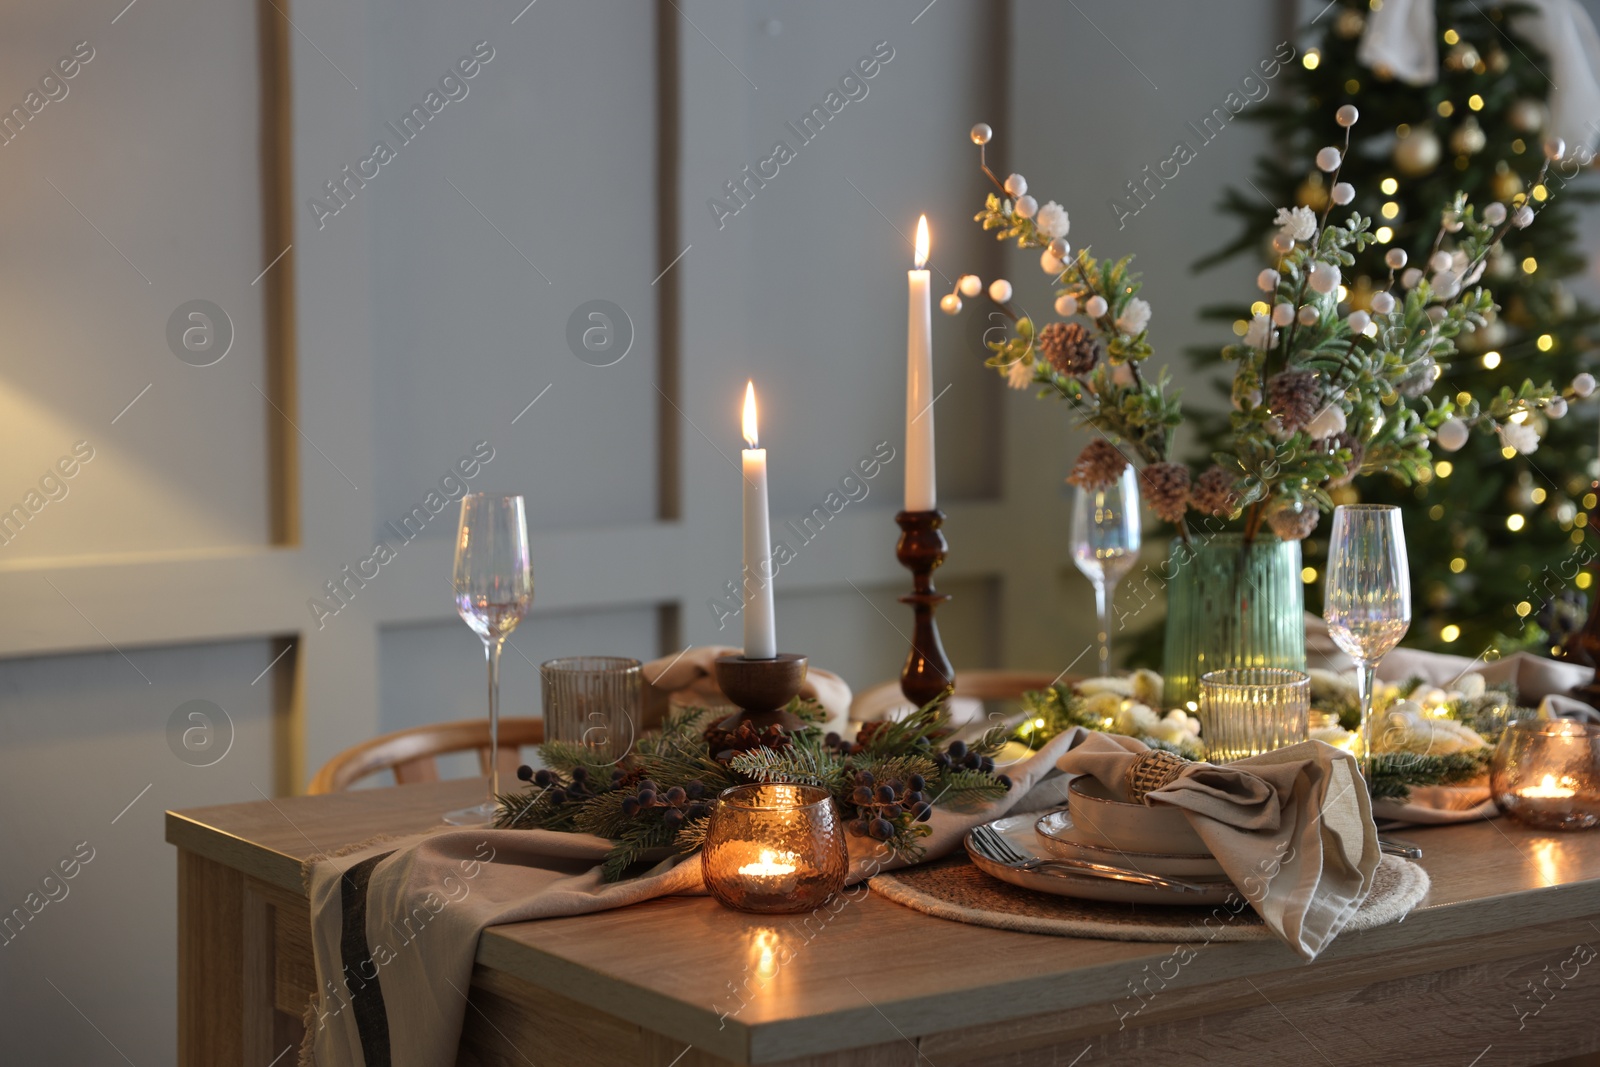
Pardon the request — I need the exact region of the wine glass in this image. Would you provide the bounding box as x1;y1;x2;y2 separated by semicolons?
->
1071;464;1141;675
444;493;533;826
1323;504;1411;775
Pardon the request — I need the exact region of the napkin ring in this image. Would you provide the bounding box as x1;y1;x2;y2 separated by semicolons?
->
1125;750;1191;803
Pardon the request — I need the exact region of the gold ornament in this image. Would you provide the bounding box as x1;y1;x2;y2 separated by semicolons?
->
1451;117;1487;155
1336;8;1366;38
1296;172;1330;211
1508;98;1546;133
1487;48;1509;74
1491;163;1524;202
1445;42;1481;71
1394;126;1442;176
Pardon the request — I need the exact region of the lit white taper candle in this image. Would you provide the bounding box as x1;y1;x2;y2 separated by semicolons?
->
906;215;937;511
741;382;777;659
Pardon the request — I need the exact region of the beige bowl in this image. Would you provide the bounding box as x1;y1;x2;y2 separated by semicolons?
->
1066;776;1209;856
1035;810;1226;877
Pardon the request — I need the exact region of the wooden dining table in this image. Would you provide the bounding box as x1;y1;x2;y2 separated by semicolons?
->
168;778;1600;1066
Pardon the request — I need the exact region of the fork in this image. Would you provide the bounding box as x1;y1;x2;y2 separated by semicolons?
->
968;824;1220;894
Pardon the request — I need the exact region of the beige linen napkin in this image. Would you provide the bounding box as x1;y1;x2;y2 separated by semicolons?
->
1057;733;1380;960
301;729;1086;1067
640;645;852;735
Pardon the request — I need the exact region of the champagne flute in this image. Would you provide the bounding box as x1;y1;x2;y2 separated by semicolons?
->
1071;464;1141;675
1323;504;1411;775
444;493;533;826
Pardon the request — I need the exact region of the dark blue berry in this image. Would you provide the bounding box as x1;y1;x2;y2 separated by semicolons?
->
852;786;875;805
663;809;685;829
665;786;686;804
570;766;589;782
638;780;659;793
637;788;657;806
611;768;626;781
869;818;895;841
621;797;641;816
876;784;896;803
858;770;875;786
533;769;556;787
906;791;925;804
516;765;534;782
847;819;867;837
914;806;932;823
884;803;902;818
908;774;926;791
685;781;707;799
948;740;968;758
997;774;1013;790
549;788;568;804
934;754;952;770
686;802;708;820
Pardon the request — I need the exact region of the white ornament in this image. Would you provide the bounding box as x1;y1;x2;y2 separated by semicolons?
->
1385;248;1409;270
1257;268;1281;292
1244;313;1276;351
1272;302;1295;327
1332;182;1355;205
1429;250;1454;273
1055;293;1079;316
1005;357;1032;390
1272;233;1296;254
1336;104;1359;127
1116;297;1152;336
1036;201;1070;240
1086;294;1109;318
1548;396;1569;418
1573;372;1596;398
1308;260;1341;295
1442;210;1464;233
1004;173;1028;197
1316;146;1343;173
1436;417;1470;451
1430;271;1462;300
1041;248;1065;274
988;279;1013;303
1512;205;1535;229
1427;305;1448;323
1401;267;1423;289
1307;404;1347;440
1275;206;1318;243
939;293;962;315
958;274;982;298
970;123;993;145
1297;304;1320;326
1015;194;1038;218
1049;237;1069;258
1347;310;1371;334
1501;421;1540;455
1483;202;1507;226
1371;292;1396;315
1545;137;1568;161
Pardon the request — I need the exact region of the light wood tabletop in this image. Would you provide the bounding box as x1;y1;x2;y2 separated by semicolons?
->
168;779;1600;1067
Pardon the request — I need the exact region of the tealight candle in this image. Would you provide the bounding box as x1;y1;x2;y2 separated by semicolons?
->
1490;719;1600;831
702;784;848;913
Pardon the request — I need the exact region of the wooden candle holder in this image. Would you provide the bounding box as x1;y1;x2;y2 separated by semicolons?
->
896;509;954;708
713;653;809;732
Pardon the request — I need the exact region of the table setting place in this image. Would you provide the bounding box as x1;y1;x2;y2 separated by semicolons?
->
297;109;1600;1067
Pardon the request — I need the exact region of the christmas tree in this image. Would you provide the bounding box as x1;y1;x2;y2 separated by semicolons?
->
1198;0;1600;656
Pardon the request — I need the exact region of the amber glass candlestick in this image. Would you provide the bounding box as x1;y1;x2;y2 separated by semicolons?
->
896;509;954;707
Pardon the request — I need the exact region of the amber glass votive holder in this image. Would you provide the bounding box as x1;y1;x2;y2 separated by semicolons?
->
701;784;849;913
1490;719;1600;831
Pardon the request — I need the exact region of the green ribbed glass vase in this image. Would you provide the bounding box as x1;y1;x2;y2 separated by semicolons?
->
1161;534;1306;709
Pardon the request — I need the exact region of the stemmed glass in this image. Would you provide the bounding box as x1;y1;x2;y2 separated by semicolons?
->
1071;464;1141;675
444;493;533;826
1323;504;1411;775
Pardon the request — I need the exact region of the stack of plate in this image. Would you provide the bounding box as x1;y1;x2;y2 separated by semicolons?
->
963;778;1236;905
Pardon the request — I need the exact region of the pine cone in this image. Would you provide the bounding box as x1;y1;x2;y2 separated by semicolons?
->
1327;431;1365;488
1190;466;1240;517
1267;369;1321;433
1038;321;1101;376
1066;439;1130;490
1140;462;1192;523
1267;499;1320;541
704;720;792;762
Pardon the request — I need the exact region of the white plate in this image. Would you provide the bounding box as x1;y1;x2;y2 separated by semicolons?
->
964;814;1237;906
1034;809;1227;879
1066;777;1211;856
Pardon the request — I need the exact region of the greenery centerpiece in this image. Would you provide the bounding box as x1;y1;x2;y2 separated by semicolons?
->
945;109;1573;693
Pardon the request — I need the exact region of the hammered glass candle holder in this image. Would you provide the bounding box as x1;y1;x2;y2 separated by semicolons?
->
701;784;849;913
1199;667;1312;763
1490;719;1600;831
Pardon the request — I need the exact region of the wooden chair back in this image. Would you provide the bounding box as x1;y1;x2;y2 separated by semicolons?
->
849;669;1063;722
308;718;546;795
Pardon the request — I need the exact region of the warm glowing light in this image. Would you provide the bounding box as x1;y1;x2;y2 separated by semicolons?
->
1579;571;1594;590
1437;100;1455;117
1436;461;1454;478
1584;492;1596;509
1533;184;1549;202
914;214;929;269
1441;623;1461;642
1302;566;1318;583
742;381;760;448
1511;409;1529;424
1185;700;1198;712
1251;300;1270;316
1382;201;1400;218
1532;487;1547;504
738;849;799;878
1232;319;1248;336
1337;285;1349;302
1523;257;1539;274
1303;49;1321;69
1380;177;1399;194
1482;351;1501;369
1502;446;1518;459
1537;333;1555;351
1429;504;1445;520
1522;774;1577;799
1507;514;1526;531
1450;556;1466;572
1456;390;1473;406
1469;93;1484;111
1376;226;1394;243
1443;28;1460;44
1345;79;1360;93
1034;717;1046;729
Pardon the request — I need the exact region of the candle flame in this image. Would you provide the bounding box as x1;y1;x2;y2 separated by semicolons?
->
914;215;929;269
742;380;759;449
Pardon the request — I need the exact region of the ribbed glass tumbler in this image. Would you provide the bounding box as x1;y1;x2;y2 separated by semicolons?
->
1199;667;1311;763
540;656;642;762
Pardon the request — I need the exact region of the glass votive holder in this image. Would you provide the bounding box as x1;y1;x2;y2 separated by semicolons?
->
1490;719;1600;831
540;656;642;761
1199;667;1312;763
701;784;849;913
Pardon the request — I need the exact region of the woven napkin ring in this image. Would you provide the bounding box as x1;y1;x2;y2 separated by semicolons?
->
1124;750;1192;803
